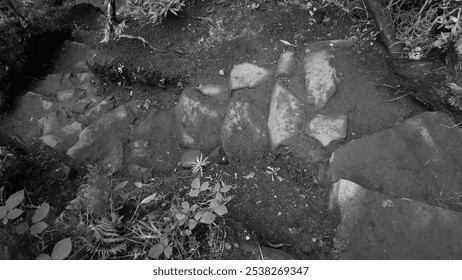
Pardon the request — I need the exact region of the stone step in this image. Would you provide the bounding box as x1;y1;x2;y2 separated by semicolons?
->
329;179;462;259
327;111;462;207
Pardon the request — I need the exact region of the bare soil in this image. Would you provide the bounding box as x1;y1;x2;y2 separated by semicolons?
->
0;0;429;259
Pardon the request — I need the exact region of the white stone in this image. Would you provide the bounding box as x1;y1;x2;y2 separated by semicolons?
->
329;179;364;212
276;51;297;77
304;50;340;110
229;63;271;91
306;114;347;146
267;81;304;150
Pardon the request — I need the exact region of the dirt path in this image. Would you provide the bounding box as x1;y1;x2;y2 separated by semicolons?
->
1;1;461;260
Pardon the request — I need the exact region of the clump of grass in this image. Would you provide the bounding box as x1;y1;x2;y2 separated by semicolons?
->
388;0;461;59
124;0;187;24
64;165;233;260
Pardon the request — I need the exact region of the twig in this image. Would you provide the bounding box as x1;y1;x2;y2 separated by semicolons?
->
375;83;401;89
193;16;218;29
118;34;167;53
440;121;462;129
380;92;411;102
257;242;264;260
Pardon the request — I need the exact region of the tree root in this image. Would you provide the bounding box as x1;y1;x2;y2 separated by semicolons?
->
117;34;166;53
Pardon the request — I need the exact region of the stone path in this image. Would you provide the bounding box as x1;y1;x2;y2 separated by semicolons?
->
3;3;462;259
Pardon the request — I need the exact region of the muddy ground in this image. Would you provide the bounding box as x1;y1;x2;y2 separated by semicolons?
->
0;0;431;259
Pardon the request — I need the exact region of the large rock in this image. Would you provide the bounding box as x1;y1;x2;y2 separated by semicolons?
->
67;104;136;159
327;111;462;205
330;179;462;259
229;63;272;91
128;109;181;176
304;50;340;110
175;87;227;150
305;114;347;147
267;81;304;150
221;100;269;161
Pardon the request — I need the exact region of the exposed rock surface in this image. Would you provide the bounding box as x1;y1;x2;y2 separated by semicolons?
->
304;50;340;110
330;179;462;259
267;81;304;150
175;87;227;150
327;111;462;205
305;114;347;147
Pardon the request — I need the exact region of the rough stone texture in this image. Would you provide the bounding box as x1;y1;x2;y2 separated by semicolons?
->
67;104;135;159
267;80;304;150
327;111;462;205
330;179;462;259
78;97;114;125
40;121;83;149
13;92;55;124
175;87;227;149
37;73;74;95
221;100;269;161
306;114;347;147
229;63;272;91
127;163;150;178
128;109;181;176
276;51;297;78
304;50;340;110
38;111;63;135
57;89;77;108
100;140;124;174
180;150;202;168
195;84;229;103
52;40;90;74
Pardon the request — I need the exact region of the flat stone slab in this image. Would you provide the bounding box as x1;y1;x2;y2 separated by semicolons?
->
267;80;304;150
304;50;340;110
306;114;347;146
327;111;462;206
229;63;272;91
330;179;462;259
52;40;90;74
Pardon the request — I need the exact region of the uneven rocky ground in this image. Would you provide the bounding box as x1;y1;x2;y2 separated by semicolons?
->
1;0;462;260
